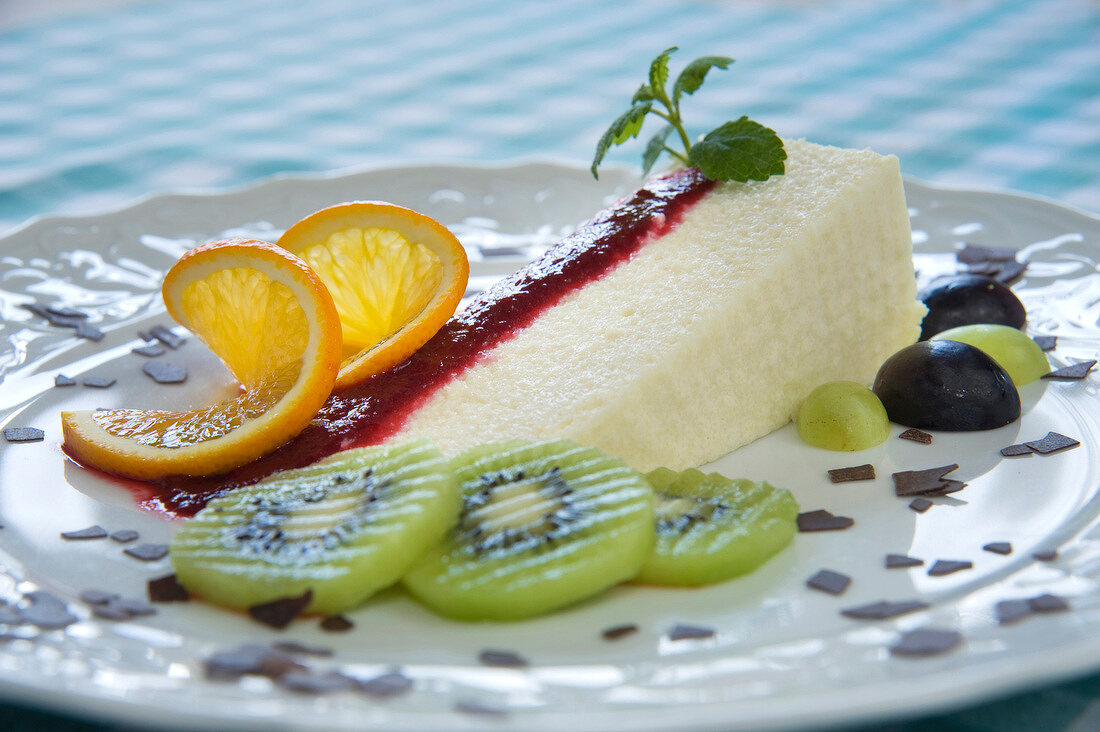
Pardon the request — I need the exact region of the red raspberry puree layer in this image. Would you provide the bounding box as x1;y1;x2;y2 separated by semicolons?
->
135;168;714;516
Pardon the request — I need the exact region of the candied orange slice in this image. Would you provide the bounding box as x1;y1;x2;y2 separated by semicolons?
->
61;239;342;480
276;201;469;389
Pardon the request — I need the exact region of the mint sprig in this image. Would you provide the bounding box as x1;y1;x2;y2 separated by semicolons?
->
591;47;786;183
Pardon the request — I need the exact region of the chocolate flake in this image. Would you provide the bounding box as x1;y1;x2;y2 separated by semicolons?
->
1033;548;1058;561
1000;443;1034;457
143;361;188;384
956;244;1017;264
46;305;89;320
258;652;308;679
279;670;353;694
55;374;77;387
983;542;1013;555
995;599;1033;625
148;574;189;603
61;525;108;540
1032;335;1057;352
892;464;963;497
841;599;929;620
357;671;414;698
667;623;716;641
899;428;933;444
75;322;105;341
0;601;22;625
82;376;116;389
601;622;639;641
806;569;851;595
455;699;508;717
320;614;353;632
1029;593;1069;613
478;649;528;668
890;627;962;657
928;559;973;576
204;644;274;680
93;597;156;621
20;591;78;629
80;588;118;606
908;498;933;513
248;590;313;630
110;529;139;543
827;464;875;483
150;325;185;349
885;553;923;569
1024;432;1080;455
4;427;44;443
132;343;165;358
273;641;334;657
797;509;855;532
1042;360;1096;380
123;543;169;561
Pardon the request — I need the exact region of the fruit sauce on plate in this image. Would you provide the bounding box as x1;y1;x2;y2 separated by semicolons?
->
144;167;714;515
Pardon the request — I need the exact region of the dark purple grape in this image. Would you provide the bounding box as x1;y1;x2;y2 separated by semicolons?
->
919;274;1026;340
872;340;1020;431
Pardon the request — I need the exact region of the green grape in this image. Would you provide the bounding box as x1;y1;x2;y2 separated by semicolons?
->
931;324;1048;385
797;381;890;451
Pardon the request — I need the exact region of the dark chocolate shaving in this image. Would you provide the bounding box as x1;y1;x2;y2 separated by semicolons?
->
1000;443;1034;457
908;498;933;513
75;322;105;341
20;591;78;629
357;671;414;698
280;670;353;694
890;628;962;657
1033;548;1058;561
204;644;276;680
899;428;933;444
1024;432;1080;455
1029;593;1070;613
61;525;108;540
4;427;44;443
82;376;116;389
123;543;169;561
797;509;855;532
248;590;313;630
143;361;188;384
995;599;1033;625
273;641;333;657
892;464;963;497
885;554;923;569
841;599;929;620
80;589;118;606
320;615;353;632
455;700;508;717
1042;360;1096;380
602;623;639;641
928;559;973;576
1032;335;1057;352
150;325;185;349
93;597;156;620
667;623;715;641
956;244;1017;264
54;374;77;387
827;464;875;483
110;529;140;543
806;569;851;595
148;574;189;603
0;601;22;625
983;542;1012;555
478;649;528;668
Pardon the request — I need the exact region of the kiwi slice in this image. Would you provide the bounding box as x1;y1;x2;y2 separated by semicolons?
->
401;439;655;621
635;467;798;586
170;437;460;616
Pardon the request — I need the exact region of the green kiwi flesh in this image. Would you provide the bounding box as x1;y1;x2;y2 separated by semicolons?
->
170;437;459;615
636;467;798;586
401;439;655;621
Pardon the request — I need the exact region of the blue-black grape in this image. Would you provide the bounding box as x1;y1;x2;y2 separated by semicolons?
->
919;274;1026;340
872;340;1020;431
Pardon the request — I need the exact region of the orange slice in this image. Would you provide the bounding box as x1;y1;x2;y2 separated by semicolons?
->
276;201;469;389
61;238;342;480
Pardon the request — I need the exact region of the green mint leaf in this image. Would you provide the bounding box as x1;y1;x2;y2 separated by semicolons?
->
591;101;654;179
632;83;656;104
648;46;678;102
641;125;674;175
672;55;733;105
688;116;786;182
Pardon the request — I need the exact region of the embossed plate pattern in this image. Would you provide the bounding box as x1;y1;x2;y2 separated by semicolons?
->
0;163;1098;731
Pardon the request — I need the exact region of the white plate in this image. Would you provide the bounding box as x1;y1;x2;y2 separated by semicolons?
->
1;162;1099;732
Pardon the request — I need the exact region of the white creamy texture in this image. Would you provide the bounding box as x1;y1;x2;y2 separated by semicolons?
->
393;139;926;471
